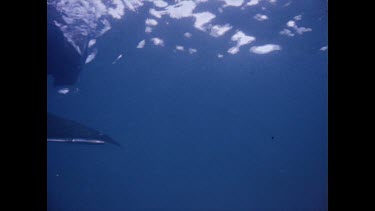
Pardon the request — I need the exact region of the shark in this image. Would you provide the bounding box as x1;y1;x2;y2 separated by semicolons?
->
47;113;121;147
47;4;119;147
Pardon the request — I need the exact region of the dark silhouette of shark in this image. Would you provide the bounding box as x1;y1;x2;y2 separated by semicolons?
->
47;113;121;147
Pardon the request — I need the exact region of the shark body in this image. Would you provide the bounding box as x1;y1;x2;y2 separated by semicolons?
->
47;113;121;147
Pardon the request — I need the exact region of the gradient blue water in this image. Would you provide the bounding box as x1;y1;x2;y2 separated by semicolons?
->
47;1;327;210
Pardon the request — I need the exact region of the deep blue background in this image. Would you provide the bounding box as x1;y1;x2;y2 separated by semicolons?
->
47;1;327;210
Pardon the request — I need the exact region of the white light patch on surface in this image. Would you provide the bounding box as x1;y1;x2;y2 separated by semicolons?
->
58;88;70;95
220;0;244;7
217;53;224;58
149;8;165;18
287;20;296;27
184;32;192;38
320;46;328;51
176;45;184;51
295;26;312;34
99;19;111;36
248;0;260;6
88;39;96;48
284;18;312;35
250;44;281;54
144;18;158;33
228;47;239;54
165;1;197;19
85;49;98;64
294;15;302;20
254;14;268;21
231;31;256;45
62;15;74;25
228;31;256;54
145;26;152;33
279;29;294;37
210;24;232;37
108;0;125;19
123;0;144;12
151;37;165;47
148;1;198;20
152;0;168;8
188;48;197;54
145;18;158;26
193;12;216;31
146;2;215;32
90;0;108;17
137;40;146;48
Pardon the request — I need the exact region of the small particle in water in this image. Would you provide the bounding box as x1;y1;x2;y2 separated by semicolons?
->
58;88;70;94
56;174;60;177
112;54;123;64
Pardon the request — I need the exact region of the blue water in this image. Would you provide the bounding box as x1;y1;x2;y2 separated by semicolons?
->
47;1;327;210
